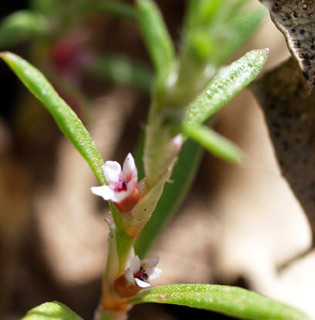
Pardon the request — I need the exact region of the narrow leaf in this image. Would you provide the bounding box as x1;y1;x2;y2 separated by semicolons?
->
75;1;137;21
129;284;311;320
183;125;242;163
136;0;175;93
135;139;203;258
22;301;83;320
214;6;266;66
184;49;268;127
87;54;152;93
1;52;105;184
0;11;49;48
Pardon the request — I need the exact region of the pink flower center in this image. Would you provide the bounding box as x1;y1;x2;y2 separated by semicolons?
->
134;267;149;282
114;178;128;192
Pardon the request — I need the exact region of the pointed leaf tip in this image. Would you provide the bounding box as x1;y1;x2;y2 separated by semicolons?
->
1;51;105;185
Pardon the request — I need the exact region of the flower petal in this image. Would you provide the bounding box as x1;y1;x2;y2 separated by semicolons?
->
91;185;114;200
129;256;141;274
122;153;137;182
103;161;121;186
148;267;162;282
142;257;159;268
110;189;132;202
135;278;151;288
125;269;135;285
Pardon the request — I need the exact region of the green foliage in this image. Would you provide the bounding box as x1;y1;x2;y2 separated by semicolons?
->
183;125;242;163
129;284;311;320
184;49;268;127
214;6;266;66
30;0;60;13
22;301;83;320
88;54;152;93
75;1;137;21
0;52;105;185
136;0;175;96
183;0;265;66
0;11;50;48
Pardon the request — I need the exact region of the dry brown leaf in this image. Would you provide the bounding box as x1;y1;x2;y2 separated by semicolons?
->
259;0;315;91
252;57;315;244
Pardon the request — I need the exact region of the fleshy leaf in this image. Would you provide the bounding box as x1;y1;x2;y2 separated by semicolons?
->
184;49;268;127
128;284;311;320
183;125;242;163
22;301;83;320
1;52;105;184
0;11;50;48
136;0;175;94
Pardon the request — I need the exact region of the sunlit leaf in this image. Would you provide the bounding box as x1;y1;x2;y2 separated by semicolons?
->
129;284;311;320
22;301;83;320
1;52;105;184
183;125;242;163
184;49;268;127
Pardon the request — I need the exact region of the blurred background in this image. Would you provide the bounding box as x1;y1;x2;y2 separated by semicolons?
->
0;0;314;319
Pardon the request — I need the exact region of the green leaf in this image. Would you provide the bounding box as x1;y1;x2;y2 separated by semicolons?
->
22;301;83;320
183;125;242;163
136;0;175;95
87;54;152;93
135;139;203;258
128;284;311;320
30;0;56;13
213;6;266;66
0;11;50;48
182;1;265;67
184;49;268;127
1;52;105;185
75;1;137;21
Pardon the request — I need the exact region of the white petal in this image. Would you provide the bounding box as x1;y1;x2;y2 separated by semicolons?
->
171;134;183;151
129;256;141;274
91;185;114;200
110;189;131;202
103;161;121;186
142;257;159;268
135;278;150;288
148;267;162;282
122;153;137;182
125;269;135;285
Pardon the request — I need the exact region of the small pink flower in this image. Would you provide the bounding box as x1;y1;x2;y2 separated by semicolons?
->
125;256;161;288
91;153;139;211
